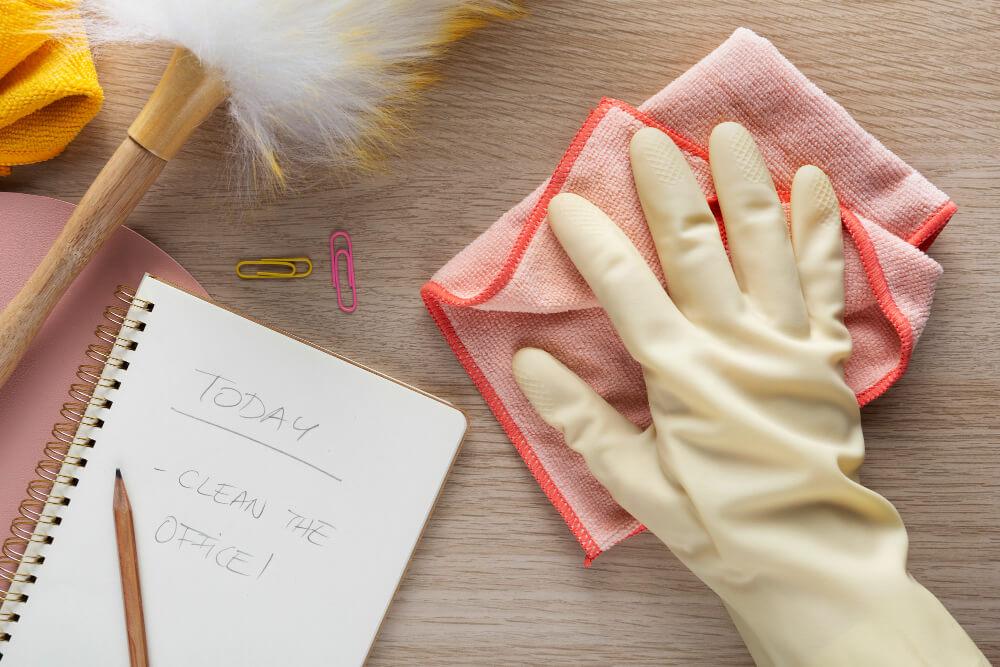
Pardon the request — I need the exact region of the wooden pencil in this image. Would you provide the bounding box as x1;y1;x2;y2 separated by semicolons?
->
114;469;150;667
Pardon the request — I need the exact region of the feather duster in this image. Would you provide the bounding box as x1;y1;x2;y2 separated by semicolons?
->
57;0;520;193
0;0;518;387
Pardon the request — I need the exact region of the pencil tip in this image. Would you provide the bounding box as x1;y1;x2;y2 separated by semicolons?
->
116;468;122;480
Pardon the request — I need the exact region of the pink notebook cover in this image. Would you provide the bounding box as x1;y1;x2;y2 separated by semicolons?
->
0;192;207;551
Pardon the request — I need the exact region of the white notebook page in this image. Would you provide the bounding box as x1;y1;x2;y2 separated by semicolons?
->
0;275;466;666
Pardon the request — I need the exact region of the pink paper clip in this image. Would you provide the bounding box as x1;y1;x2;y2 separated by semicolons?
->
329;231;357;313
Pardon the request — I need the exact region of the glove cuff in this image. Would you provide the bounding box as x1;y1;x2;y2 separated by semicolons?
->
738;576;989;667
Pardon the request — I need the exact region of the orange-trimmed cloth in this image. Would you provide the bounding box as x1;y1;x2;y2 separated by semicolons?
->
422;28;956;564
0;0;103;176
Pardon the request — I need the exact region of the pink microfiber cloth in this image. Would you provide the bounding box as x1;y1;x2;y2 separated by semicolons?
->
421;28;956;564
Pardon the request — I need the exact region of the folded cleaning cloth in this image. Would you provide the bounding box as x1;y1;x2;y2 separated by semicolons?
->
0;0;103;176
422;28;957;564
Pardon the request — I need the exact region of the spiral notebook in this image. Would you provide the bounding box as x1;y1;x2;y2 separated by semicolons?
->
0;275;467;665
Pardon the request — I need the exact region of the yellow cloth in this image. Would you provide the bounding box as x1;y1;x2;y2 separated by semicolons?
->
0;0;102;175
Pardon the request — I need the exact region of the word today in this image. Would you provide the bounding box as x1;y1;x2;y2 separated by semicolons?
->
193;368;321;442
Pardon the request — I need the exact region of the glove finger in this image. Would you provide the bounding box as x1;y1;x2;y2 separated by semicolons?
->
709;122;810;336
512;347;709;551
513;347;642;459
790;166;852;350
547;192;687;368
630;127;744;326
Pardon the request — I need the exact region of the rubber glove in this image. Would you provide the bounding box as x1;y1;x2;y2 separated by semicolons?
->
512;123;989;666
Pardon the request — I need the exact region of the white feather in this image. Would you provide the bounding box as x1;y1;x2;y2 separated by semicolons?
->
54;0;516;193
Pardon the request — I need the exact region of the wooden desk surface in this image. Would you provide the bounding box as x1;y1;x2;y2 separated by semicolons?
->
4;2;998;663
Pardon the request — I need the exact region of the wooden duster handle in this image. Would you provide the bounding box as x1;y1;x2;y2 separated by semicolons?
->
0;48;226;388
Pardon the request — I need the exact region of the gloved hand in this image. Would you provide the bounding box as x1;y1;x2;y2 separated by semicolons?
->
512;122;989;666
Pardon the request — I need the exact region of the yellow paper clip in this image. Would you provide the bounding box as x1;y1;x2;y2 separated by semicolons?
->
235;257;313;280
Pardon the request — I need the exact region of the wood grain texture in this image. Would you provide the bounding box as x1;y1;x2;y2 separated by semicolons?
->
2;2;998;663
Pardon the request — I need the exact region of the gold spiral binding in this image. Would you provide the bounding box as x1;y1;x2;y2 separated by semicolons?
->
85;344;129;370
94;325;138;351
9;518;49;544
0;285;153;650
0;562;35;586
42;442;88;468
1;541;40;565
51;423;95;449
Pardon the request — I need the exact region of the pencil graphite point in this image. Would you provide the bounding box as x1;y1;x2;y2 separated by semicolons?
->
114;469;130;513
